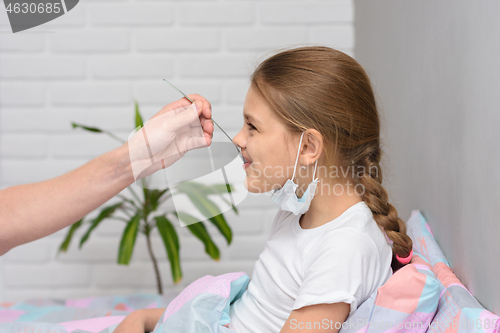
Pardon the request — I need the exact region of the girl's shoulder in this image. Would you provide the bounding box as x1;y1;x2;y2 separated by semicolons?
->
329;201;375;232
313;203;392;265
314;201;374;234
308;202;386;253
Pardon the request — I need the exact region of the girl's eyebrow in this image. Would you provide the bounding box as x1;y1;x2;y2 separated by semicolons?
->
244;111;261;125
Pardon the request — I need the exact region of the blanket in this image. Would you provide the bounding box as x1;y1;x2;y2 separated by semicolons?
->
0;293;177;332
0;273;248;333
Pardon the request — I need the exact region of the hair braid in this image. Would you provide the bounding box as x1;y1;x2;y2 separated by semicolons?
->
355;147;413;272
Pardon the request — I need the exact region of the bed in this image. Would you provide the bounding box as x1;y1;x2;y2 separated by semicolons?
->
1;210;498;333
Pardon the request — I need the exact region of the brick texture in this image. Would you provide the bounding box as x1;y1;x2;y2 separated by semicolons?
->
0;0;354;302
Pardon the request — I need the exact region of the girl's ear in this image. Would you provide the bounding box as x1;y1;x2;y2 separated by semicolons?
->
301;129;323;165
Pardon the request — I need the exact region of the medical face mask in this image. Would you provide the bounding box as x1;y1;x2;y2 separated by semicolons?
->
271;132;319;215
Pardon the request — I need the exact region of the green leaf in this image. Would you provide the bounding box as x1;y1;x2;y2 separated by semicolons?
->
79;202;123;248
227;201;238;214
207;195;238;215
192;183;238;215
155;216;182;284
175;183;232;245
134;100;144;129
213;183;234;194
207;214;232;245
213;184;238;213
71;122;125;144
58;218;83;254
118;214;141;265
211;184;238;214
174;181;203;193
147;189;169;213
71;122;103;133
174;212;220;261
134;102;148;202
143;187;151;215
134;101;146;195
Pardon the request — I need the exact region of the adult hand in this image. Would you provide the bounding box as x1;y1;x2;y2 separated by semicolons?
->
127;94;214;181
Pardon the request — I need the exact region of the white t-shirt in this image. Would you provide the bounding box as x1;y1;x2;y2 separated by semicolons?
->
228;201;393;333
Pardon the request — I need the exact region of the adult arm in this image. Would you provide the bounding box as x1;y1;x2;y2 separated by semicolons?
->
0;95;213;255
0;142;133;256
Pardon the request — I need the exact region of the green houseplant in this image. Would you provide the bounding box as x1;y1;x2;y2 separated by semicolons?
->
58;101;237;294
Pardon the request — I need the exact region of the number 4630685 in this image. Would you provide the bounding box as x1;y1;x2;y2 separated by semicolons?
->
6;2;62;14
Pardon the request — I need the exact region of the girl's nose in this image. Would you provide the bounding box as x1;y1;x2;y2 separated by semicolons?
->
232;129;245;150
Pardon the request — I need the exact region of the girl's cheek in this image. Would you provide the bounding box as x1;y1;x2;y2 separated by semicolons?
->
246;136;254;156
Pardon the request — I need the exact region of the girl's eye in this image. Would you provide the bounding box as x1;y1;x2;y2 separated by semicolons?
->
247;122;256;131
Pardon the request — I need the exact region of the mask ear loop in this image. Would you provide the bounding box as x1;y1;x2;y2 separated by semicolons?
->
291;132;305;183
312;159;319;182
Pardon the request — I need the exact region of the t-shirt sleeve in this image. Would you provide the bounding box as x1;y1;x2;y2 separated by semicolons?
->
292;228;381;318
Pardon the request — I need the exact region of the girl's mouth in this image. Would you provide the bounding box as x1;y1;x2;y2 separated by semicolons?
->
242;153;252;170
241;152;252;169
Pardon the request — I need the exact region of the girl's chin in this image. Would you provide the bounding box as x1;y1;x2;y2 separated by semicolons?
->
243;178;277;194
243;179;261;193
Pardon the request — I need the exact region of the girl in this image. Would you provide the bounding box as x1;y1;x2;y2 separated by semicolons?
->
114;46;413;333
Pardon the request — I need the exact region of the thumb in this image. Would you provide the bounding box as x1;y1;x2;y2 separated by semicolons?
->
193;100;203;117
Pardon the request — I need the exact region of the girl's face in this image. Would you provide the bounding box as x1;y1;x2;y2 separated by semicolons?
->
233;85;297;193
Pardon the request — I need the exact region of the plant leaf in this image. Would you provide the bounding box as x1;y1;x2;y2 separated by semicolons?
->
174;212;220;261
134;100;144;129
187;190;233;245
134;100;149;206
58;218;83;254
155;216;182;284
207;214;232;245
134;101;146;204
118;214;141;265
71;122;103;133
213;183;233;194
79;202;123;248
207;195;238;215
146;189;169;213
175;183;232;245
192;183;238;215
71;122;125;144
143;187;151;216
212;183;238;213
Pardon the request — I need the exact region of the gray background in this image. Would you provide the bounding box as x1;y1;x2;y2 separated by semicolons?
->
355;0;500;313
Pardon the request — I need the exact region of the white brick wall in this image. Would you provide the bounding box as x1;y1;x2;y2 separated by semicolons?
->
0;0;354;302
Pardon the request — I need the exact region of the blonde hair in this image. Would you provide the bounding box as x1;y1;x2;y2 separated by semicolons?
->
251;45;412;272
